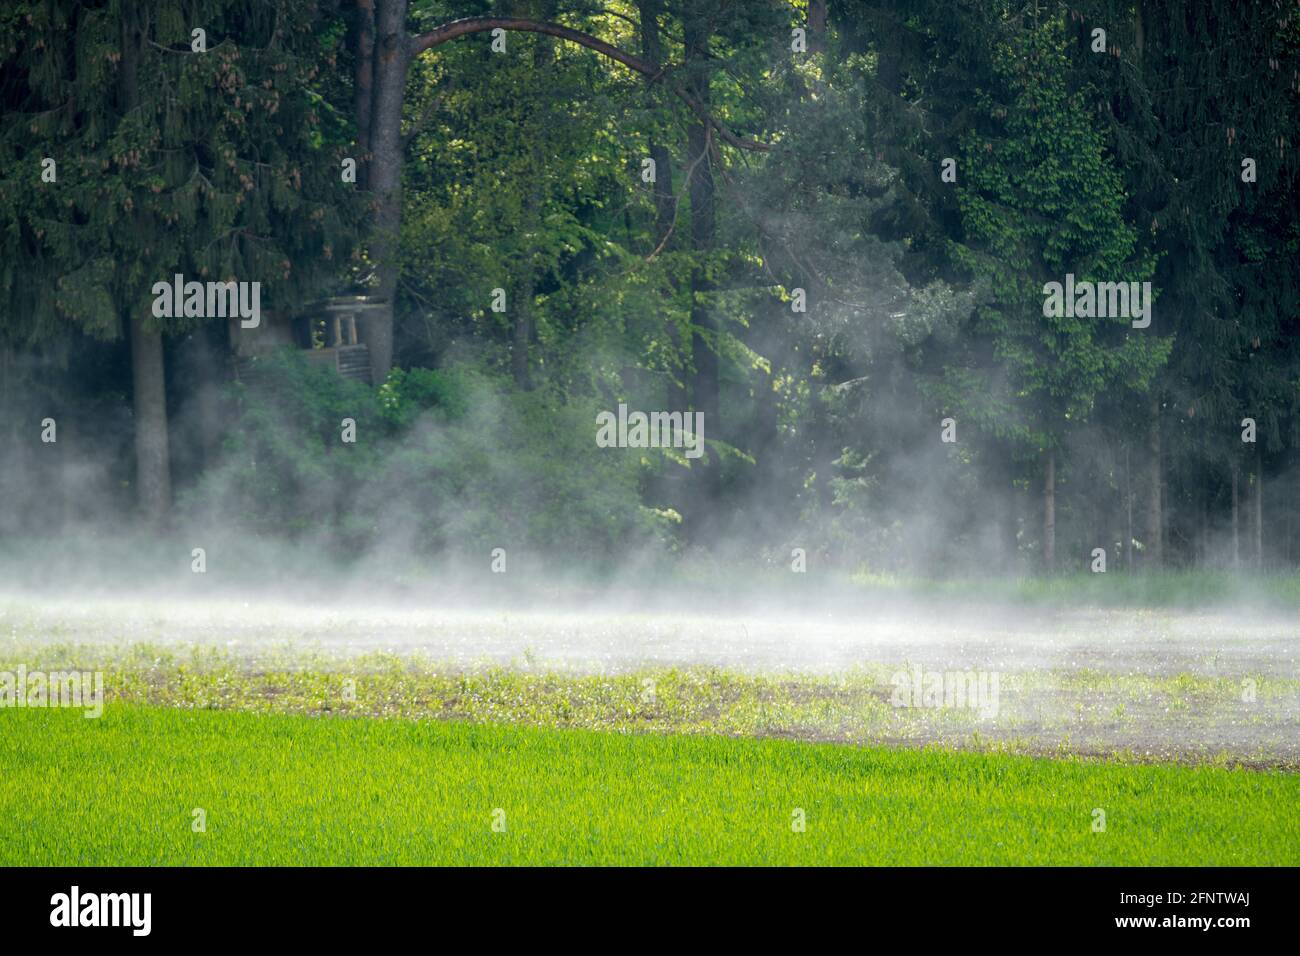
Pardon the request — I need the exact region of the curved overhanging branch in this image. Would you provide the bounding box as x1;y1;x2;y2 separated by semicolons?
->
409;16;769;153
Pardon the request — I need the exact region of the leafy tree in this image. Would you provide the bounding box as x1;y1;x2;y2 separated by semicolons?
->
936;11;1168;570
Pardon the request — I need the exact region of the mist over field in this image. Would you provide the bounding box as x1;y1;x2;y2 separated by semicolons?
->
0;0;1297;879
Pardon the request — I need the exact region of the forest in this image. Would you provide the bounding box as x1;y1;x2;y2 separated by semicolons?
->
2;0;1297;582
0;0;1298;884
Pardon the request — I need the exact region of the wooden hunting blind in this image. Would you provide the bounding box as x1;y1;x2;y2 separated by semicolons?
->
229;296;386;385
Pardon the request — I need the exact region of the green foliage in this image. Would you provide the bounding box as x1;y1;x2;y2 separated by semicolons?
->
0;1;365;347
944;15;1167;448
2;0;1297;572
398;17;676;384
181;351;381;535
182;352;661;557
377;366;471;426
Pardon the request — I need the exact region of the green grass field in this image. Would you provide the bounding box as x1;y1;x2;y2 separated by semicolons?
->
1;704;1295;865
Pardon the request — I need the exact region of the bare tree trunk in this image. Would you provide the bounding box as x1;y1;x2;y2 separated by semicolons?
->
1146;394;1163;569
1010;466;1023;573
639;0;685;409
1043;449;1056;573
685;13;718;449
638;7;676;250
178;327;224;472
1199;477;1208;566
1254;450;1263;569
121;9;171;523
130;311;171;523
1001;445;1019;571
681;11;721;528
685;118;718;441
1231;463;1240;569
808;0;828;53
354;0;376;188
1288;454;1294;566
1125;442;1134;570
507;0;556;391
1134;0;1144;61
364;0;411;382
511;274;533;390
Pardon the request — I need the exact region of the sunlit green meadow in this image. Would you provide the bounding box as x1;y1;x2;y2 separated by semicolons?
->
1;703;1296;865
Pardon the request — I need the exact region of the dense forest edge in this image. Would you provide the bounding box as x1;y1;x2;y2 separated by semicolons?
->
2;0;1298;590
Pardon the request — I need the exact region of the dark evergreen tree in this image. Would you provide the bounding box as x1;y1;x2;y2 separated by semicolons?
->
0;0;364;519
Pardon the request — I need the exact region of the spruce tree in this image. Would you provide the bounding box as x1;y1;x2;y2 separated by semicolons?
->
0;1;363;520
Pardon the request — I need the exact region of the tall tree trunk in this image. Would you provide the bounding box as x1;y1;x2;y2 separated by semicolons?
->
1043;449;1055;573
1133;0;1144;62
176;327;224;473
195;325;226;470
1253;450;1263;569
808;0;828;54
511;273;534;389
354;0;376;188
130;311;171;523
1231;463;1240;569
364;0;411;382
1002;444;1020;571
121;9;170;523
639;0;685;409
1124;442;1134;570
1198;475;1208;566
1287;450;1295;566
0;347;11;419
649;148;675;249
508;0;556;391
1146;394;1163;569
684;14;718;475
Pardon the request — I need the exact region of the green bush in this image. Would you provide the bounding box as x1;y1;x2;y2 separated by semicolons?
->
179;350;665;561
